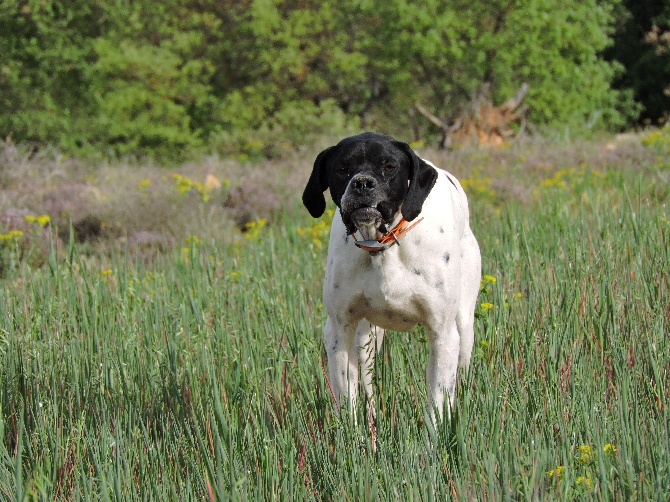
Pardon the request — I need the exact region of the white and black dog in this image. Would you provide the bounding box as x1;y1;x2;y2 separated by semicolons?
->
303;132;481;423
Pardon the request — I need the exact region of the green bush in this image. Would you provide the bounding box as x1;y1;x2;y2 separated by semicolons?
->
0;0;102;148
90;39;208;161
642;126;670;154
211;99;357;160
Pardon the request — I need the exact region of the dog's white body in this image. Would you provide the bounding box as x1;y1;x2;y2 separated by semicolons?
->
323;163;481;420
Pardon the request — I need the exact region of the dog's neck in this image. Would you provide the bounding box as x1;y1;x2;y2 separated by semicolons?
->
355;222;381;241
353;212;424;254
356;211;403;241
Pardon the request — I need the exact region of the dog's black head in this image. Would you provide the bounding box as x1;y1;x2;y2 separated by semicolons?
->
302;132;438;235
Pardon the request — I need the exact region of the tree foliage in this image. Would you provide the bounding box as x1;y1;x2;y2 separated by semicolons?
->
0;0;647;160
606;0;670;124
0;0;102;148
358;0;632;131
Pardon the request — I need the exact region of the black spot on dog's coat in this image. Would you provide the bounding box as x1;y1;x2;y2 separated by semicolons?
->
413;268;421;276
444;252;450;264
447;375;456;395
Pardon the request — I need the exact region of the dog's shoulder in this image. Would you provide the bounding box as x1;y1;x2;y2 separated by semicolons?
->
419;163;470;229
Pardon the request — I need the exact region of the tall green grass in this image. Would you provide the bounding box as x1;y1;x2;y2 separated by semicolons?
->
0;152;668;500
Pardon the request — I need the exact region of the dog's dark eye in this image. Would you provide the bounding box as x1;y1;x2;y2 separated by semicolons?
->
384;165;396;174
337;166;351;177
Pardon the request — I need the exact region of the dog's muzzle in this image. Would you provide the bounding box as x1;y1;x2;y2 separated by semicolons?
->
350;174;377;194
350;206;383;229
341;174;387;235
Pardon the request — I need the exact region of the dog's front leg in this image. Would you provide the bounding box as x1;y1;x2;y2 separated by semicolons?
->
324;316;359;414
356;321;384;417
426;321;461;424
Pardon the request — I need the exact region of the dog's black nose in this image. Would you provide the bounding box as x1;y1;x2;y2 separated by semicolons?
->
351;175;377;193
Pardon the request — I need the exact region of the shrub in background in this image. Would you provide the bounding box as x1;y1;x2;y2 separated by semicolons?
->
0;0;102;150
211;99;357;161
90;39;207;161
606;0;670;125
642;125;670;155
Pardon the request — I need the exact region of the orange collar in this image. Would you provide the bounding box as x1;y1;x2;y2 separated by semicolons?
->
353;217;424;253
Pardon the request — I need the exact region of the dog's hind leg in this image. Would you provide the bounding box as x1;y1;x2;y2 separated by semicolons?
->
426;320;461;424
456;227;481;370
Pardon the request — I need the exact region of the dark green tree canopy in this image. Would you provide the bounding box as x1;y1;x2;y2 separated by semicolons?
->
606;0;670;124
0;0;647;160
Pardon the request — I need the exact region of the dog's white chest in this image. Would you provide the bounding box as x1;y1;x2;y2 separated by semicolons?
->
323;202;459;332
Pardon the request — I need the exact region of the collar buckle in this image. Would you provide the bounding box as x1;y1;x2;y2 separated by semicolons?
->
353;217;424;253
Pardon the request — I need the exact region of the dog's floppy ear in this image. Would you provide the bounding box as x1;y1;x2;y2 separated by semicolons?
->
302;146;334;218
395;141;438;221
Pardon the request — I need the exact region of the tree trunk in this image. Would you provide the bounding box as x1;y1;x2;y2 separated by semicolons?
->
415;83;529;149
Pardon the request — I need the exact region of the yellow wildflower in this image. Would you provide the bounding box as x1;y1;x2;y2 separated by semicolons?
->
460;175;496;199
577;445;593;465
603;443;617;458
244;219;267;240
642;127;670;153
136;179;151;190
576;477;592;489
0;229;23;241
480;302;494;311
198;189;211;202
171;173;211;202
25;215;51;227
299;223;327;245
539;169;575;191
546;465;565;481
172;173;192;194
480;274;498;291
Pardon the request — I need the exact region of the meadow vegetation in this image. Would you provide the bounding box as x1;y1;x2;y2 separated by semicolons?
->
0;131;668;499
2;1;669;497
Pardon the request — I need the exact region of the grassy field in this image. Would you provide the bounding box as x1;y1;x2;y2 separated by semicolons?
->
0;135;668;500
